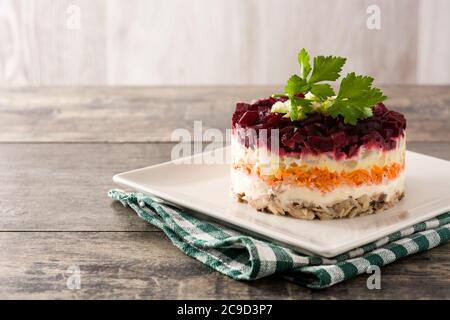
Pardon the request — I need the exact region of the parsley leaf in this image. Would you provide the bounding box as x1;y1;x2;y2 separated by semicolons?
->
273;49;386;124
290;96;312;121
309;83;335;101
309;55;346;83
288;99;298;121
329;72;387;125
283;49;344;119
284;75;309;96
298;48;311;79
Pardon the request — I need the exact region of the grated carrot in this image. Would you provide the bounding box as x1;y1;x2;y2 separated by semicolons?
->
232;161;404;193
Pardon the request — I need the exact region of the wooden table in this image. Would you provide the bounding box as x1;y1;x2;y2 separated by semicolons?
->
0;86;449;299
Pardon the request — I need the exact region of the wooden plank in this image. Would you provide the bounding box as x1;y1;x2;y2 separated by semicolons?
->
0;86;449;142
417;0;450;84
0;0;424;86
0;141;449;231
407;141;450;161
0;0;107;86
0;231;447;299
106;0;420;85
309;243;450;299
0;143;177;231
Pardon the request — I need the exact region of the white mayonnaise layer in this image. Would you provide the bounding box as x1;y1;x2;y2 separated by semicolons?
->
231;135;406;176
231;169;405;206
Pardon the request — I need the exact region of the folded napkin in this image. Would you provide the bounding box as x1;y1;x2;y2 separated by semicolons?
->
109;189;450;289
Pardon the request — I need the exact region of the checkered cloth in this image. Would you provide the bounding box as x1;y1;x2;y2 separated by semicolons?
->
109;189;450;289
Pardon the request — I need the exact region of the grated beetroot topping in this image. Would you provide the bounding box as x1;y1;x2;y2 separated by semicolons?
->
232;97;406;158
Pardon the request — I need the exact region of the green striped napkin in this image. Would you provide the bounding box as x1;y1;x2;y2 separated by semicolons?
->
108;189;450;289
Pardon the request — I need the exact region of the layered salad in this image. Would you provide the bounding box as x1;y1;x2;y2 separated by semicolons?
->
231;49;406;220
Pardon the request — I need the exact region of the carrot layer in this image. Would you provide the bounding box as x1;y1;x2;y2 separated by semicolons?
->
232;161;404;193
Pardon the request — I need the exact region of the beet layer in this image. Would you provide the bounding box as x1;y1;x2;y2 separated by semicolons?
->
232;97;406;158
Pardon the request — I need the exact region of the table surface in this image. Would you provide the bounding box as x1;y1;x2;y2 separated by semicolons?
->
0;85;449;299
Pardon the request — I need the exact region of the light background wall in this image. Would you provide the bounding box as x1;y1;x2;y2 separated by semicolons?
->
0;0;449;87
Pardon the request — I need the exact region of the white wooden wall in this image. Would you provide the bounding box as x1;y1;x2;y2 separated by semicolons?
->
0;0;449;86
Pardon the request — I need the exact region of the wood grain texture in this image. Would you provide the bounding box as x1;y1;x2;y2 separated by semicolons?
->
0;141;449;231
417;0;450;84
106;0;420;85
0;0;448;86
0;86;449;299
0;85;449;142
0;143;174;231
0;0;107;86
0;232;448;299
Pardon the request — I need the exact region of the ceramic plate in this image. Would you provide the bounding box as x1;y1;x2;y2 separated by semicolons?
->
113;148;450;257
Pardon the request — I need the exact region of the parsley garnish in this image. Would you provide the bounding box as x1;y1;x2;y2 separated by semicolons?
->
272;48;386;125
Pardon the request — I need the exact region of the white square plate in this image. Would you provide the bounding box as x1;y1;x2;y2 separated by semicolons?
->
113;148;450;257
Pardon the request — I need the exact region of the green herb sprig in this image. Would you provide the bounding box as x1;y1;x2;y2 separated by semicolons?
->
272;48;387;125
